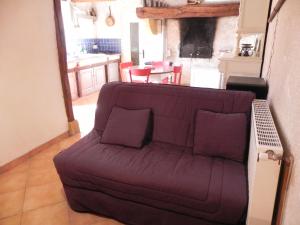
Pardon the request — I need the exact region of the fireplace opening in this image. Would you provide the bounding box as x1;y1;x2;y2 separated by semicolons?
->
179;18;217;58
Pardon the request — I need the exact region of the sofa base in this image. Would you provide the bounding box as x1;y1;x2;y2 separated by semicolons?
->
64;185;242;225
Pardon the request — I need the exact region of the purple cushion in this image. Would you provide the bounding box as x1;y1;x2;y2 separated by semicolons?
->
193;110;247;162
95;83;255;148
101;107;151;148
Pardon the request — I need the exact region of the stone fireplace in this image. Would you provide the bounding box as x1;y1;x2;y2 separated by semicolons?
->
179;18;217;58
165;16;238;85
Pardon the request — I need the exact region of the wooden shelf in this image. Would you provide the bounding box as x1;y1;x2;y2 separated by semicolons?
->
136;3;240;19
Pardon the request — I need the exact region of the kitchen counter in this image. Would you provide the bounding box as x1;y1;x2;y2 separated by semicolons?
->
67;53;120;68
67;53;121;100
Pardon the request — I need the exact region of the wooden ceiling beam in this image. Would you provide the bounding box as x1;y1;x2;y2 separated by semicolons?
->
136;3;240;19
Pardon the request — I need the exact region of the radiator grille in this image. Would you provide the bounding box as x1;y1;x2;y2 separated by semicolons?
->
247;100;283;225
252;100;282;148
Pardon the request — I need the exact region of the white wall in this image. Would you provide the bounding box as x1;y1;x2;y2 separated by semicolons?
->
262;0;300;224
117;0;143;61
95;1;123;39
0;0;68;166
70;1;124;39
67;0;142;61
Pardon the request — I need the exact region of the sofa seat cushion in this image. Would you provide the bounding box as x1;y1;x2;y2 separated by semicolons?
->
54;130;247;225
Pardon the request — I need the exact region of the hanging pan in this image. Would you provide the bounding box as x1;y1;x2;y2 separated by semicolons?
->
106;5;115;26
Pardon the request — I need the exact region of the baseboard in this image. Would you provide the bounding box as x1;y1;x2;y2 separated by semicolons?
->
0;131;69;174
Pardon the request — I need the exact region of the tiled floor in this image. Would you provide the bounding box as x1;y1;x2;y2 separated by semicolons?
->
72;92;100;136
0;134;123;225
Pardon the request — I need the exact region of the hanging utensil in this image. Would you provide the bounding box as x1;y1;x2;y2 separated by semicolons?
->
106;5;115;27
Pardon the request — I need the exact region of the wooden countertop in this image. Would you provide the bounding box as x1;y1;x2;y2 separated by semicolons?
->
67;54;120;68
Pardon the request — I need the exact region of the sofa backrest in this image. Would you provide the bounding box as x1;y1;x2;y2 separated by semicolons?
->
94;82;255;148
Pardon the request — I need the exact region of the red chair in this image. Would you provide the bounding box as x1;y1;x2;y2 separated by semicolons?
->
119;62;133;82
129;68;152;83
172;65;183;85
161;77;169;84
161;65;183;85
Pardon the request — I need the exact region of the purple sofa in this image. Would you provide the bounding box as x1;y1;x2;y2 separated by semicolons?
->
54;82;255;225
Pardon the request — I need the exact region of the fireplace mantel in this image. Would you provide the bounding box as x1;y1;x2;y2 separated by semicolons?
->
136;3;240;19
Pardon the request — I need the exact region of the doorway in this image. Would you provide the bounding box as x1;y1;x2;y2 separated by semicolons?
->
60;0;101;135
55;0;120;135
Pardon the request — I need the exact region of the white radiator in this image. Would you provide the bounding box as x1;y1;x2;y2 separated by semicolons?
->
247;100;283;225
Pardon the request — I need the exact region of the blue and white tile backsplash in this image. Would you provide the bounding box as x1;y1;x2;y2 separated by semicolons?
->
79;38;121;54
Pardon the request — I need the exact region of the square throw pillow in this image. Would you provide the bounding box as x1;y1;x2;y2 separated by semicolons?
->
193;110;247;162
101;106;151;148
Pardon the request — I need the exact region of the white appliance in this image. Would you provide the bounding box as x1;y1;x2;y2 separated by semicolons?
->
190;66;221;89
247;100;283;225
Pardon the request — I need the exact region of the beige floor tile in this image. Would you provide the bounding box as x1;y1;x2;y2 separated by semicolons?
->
31;143;61;160
72;91;99;106
23;182;65;211
2;161;29;175
0;190;24;219
28;157;55;172
26;166;60;187
21;202;69;225
59;134;81;150
72;91;98;136
0;214;21;225
0;172;27;194
89;218;124;225
68;208;105;225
